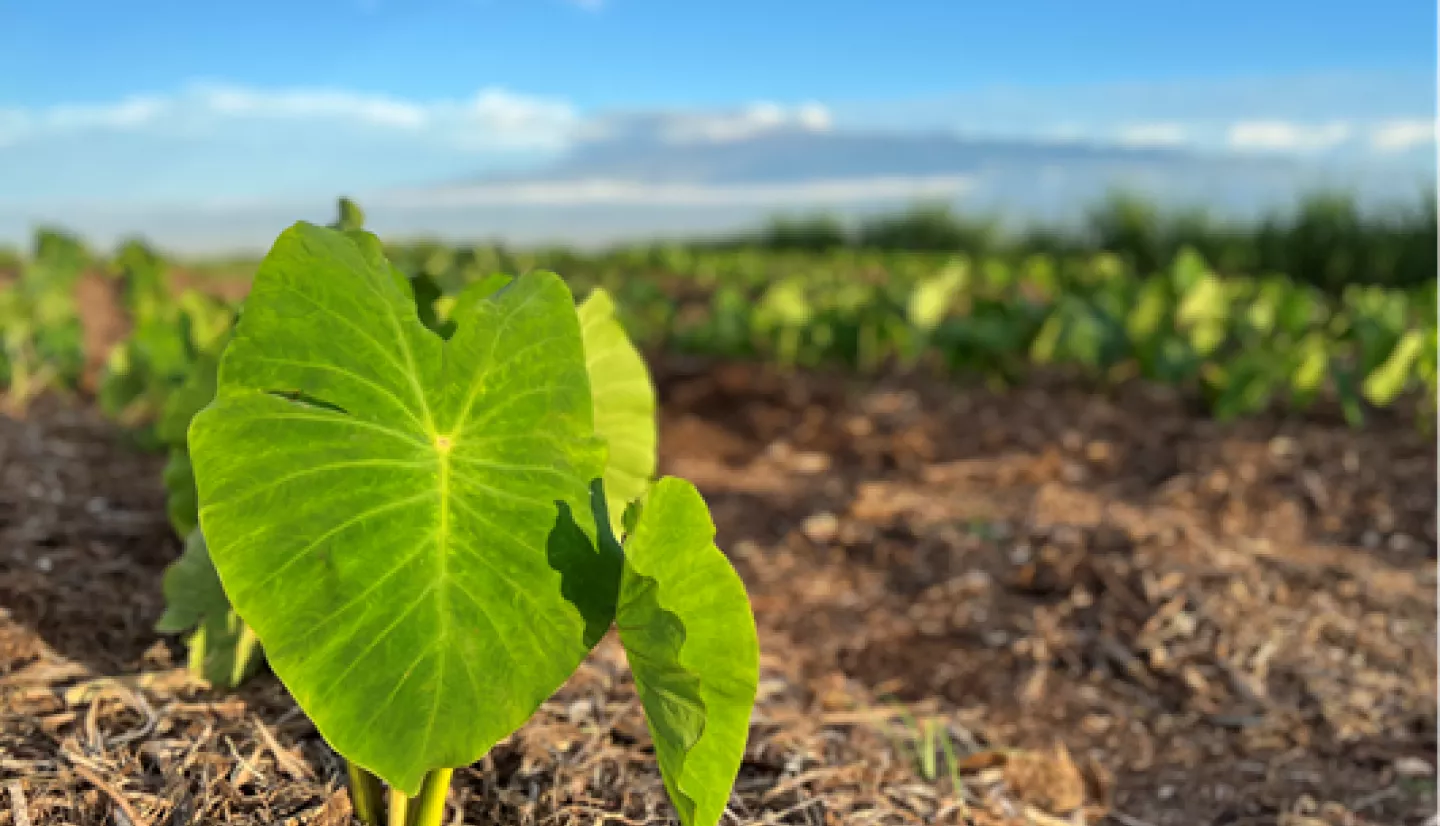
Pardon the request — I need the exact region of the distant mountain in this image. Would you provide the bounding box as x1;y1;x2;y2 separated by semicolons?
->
416;126;1431;226
484;129;1197;184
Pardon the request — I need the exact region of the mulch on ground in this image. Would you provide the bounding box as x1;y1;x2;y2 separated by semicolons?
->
1;360;1435;825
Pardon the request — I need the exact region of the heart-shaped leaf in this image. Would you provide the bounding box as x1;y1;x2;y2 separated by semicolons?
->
189;222;610;794
616;478;759;826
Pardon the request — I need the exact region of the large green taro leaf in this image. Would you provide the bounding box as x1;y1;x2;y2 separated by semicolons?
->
616;478;759;826
189;222;609;795
577;288;657;536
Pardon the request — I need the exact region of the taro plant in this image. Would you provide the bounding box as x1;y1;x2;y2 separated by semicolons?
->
154;344;270;688
0;231;87;411
187;223;758;826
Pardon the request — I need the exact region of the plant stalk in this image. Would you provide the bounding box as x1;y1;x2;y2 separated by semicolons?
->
230;619;263;685
387;786;410;826
346;762;385;826
405;768;453;826
378;769;451;826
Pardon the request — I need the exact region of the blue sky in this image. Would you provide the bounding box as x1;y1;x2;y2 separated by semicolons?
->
0;0;1435;209
3;0;1434;107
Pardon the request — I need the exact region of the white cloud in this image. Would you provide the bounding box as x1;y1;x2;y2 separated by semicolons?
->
195;84;428;128
1114;122;1189;148
442;89;579;149
46;95;172;130
1226;120;1352;152
0;94;173;146
0;83;580;151
2;76;1432;211
836;70;1433;137
1370;118;1436;152
795;102;833;132
654;101;834;144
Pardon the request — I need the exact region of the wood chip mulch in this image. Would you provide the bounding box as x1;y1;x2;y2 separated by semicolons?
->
2;361;1435;825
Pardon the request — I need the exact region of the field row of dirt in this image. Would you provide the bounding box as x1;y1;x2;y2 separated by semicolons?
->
1;359;1435;825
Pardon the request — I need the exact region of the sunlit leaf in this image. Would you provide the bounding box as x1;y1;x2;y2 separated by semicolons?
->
578;288;657;536
189;222;610;794
1363;328;1425;406
616;478;759;826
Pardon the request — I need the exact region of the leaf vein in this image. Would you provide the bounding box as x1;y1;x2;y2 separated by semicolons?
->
206;458;432;513
279;285;414;386
234;490;436;600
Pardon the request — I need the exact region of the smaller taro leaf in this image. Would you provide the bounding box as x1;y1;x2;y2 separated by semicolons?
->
156;529;262;688
162;448;199;536
616;478;760;826
1363;328;1424;406
578;288;658;537
619;572;705;751
158;351;221;447
189;223;608;795
98;343;145;417
178;292;235;355
155;529;227;634
907;262;966;333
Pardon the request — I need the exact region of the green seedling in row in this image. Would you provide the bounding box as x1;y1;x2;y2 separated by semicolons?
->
187;223;758;826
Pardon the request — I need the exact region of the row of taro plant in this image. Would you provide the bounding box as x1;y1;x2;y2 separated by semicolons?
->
712;192;1440;293
5;215;1437;432
0;228;89;413
385;241;1436;427
0;230;280;689
4;213;1436;431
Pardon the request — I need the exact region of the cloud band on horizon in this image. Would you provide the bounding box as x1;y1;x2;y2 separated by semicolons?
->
0;72;1433;207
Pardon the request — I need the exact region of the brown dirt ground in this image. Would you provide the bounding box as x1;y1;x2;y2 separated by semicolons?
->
1;360;1435;826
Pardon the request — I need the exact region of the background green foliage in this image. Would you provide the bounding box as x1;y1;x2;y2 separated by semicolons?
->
1;193;1434;429
712;190;1437;293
